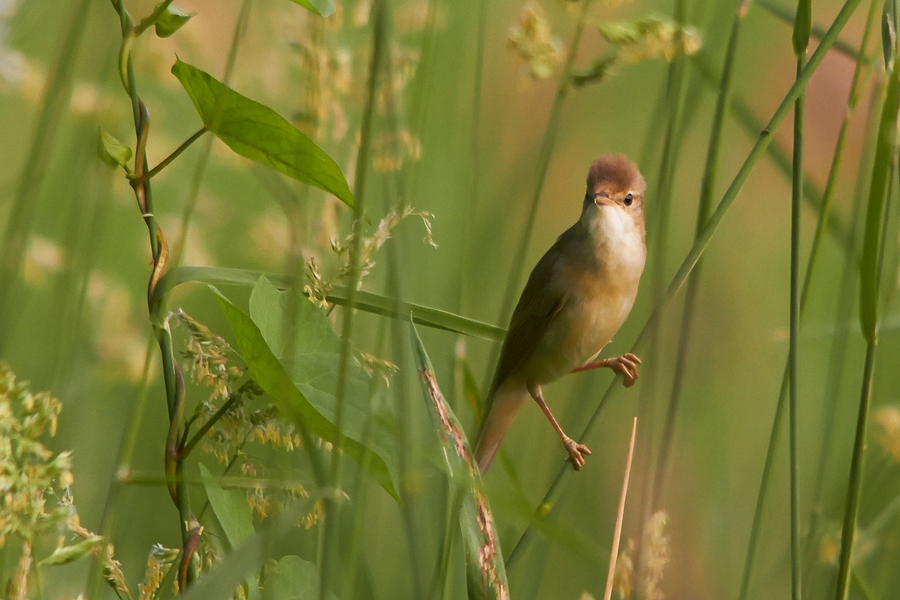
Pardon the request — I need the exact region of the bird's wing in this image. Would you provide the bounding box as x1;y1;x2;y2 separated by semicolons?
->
474;227;575;470
487;235;571;401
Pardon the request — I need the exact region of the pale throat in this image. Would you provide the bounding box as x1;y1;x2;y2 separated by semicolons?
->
581;205;645;278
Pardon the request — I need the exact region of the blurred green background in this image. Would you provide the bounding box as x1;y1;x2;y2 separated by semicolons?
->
1;0;899;598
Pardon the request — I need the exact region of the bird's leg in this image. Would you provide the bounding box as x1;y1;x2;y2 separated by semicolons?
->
571;353;642;387
527;382;591;470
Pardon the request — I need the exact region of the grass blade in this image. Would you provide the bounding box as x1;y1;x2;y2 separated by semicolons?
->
152;265;506;340
410;320;508;600
834;34;900;600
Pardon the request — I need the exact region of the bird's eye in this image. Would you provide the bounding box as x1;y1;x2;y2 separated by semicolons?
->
624;193;634;206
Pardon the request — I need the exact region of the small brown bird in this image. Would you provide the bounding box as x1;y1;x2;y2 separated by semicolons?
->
474;154;647;472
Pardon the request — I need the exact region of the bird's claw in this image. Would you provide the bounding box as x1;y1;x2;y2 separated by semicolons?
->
563;437;591;470
608;353;642;388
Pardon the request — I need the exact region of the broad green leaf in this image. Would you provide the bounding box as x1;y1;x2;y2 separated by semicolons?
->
859;54;900;342
171;59;355;208
248;277;398;492
287;0;336;18
177;503;310;600
40;536;105;566
200;463;255;548
98;128;132;169
213;280;398;499
154;4;194;38
409;321;508;600
262;555;322;600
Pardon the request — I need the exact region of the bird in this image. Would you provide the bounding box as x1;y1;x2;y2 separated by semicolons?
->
474;154;647;473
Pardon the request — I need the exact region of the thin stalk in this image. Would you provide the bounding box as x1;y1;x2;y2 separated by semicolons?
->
506;0;864;567
86;339;156;597
134;0;176;35
803;105;873;591
650;0;748;515
788;3;811;598
834;341;878;599
691;54;858;256
633;1;690;592
181;393;240;457
128;127;207;188
834;18;900;594
789;51;807;600
735;0;879;595
320;1;387;596
485;0;595;395
0;0;92;351
457;0;488;315
603;418;638;600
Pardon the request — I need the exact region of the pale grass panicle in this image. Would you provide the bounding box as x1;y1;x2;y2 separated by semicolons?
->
508;4;564;79
599;17;702;63
874;405;900;460
138;544;179;600
612;511;669;600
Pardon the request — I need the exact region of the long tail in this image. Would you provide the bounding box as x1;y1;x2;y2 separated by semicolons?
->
473;380;530;472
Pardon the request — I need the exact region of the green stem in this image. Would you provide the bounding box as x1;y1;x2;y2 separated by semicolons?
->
134;0;176;36
834;341;877;599
129;127;207;188
788;50;806;600
0;0;92;350
181;393;240;458
506;0;864;567
737;0;879;595
320;2;388;597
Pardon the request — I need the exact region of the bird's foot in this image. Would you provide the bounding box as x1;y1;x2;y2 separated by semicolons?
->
563;437;591;470
573;353;642;387
605;353;641;387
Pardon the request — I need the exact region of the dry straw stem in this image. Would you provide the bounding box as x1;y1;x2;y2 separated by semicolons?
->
603;417;638;600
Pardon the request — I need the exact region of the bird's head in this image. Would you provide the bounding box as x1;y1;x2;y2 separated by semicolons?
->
581;154;646;242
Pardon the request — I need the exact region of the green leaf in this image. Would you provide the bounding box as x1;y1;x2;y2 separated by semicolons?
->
859;55;900;343
286;0;336;18
154;4;193;37
262;555;323;600
40;536;105;566
200;463;255;548
98;127;132;169
213;279;398;499
171;59;355;208
409;320;508;600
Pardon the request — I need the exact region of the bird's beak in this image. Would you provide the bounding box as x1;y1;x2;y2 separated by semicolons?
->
593;195;614;207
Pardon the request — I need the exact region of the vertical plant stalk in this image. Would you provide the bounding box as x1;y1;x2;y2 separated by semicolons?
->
0;0;92;351
789;2;810;599
458;0;488;316
89;4;258;594
834;35;900;600
651;0;749;513
485;0;595;394
107;0;206;587
735;0;879;596
603;417;638;600
505;0;864;568
320;2;387;596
